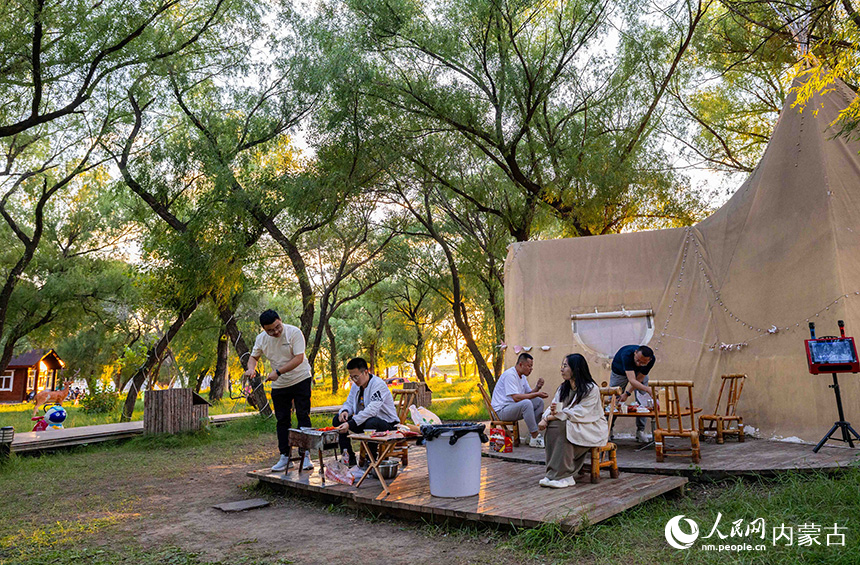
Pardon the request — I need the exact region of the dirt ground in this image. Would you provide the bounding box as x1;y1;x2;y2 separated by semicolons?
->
104;444;537;565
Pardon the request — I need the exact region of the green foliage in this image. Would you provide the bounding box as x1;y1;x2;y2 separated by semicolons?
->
3;0;838;415
314;0;712;236
0;0;242;373
79;386;120;415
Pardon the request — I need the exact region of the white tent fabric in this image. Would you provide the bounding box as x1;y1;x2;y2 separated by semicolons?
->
505;79;860;442
571;308;654;358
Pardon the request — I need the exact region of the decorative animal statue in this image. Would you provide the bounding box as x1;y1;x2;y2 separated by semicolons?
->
31;414;49;432
43;405;67;430
30;405;66;431
32;380;74;416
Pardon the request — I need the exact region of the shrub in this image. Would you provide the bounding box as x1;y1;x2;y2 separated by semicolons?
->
80;387;120;414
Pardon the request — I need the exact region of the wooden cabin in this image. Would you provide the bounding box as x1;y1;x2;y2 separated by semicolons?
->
0;349;65;403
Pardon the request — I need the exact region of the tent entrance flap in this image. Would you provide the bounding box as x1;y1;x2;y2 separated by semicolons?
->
571;308;654;359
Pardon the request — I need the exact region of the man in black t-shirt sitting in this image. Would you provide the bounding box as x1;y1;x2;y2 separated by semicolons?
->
609;345;655;443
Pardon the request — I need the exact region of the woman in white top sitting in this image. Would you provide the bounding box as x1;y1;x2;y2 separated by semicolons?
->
538;353;608;488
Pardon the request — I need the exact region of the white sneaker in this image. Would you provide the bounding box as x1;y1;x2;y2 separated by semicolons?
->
271;454;292;472
546;476;576;489
539;477;552;488
301;452;314;470
636;430;652;443
529;435;545;449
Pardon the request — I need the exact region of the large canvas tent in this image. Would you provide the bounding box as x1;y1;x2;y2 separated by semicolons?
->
504;79;860;442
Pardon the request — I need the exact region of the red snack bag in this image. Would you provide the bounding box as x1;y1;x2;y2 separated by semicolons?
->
489;427;513;453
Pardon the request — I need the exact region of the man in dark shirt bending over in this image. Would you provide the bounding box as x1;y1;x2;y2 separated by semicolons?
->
609;345;655;443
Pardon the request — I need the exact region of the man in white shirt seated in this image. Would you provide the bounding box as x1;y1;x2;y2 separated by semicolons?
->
491;353;548;448
244;309;314;473
334;357;400;467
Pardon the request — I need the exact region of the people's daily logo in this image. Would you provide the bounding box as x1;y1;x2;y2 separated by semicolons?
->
664;513;846;552
665;515;700;549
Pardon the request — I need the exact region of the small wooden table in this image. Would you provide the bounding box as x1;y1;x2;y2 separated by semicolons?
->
348;433;421;496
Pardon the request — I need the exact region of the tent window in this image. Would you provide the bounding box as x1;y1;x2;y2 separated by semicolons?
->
0;370;12;392
571;308;654;359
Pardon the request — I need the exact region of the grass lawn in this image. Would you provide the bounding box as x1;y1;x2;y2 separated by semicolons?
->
1;410;858;564
0;415;330;565
0;375;488;433
5;374;855;562
0;395;261;432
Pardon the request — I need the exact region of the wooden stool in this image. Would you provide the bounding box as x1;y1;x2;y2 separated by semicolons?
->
590;386;621;483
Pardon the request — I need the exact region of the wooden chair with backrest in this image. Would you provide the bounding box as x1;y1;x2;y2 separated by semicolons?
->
384;388;417;467
699;374;747;444
589;386;621;483
477;382;521;447
650;380;700;463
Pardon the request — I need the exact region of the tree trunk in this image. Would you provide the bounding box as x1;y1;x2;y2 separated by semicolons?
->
194;367;208;394
279;233;316;349
366;307;385;375
438;237;496;391
121;297;203;421
412;329;426;382
455;333;463;381
368;343;377;375
216;299;272;417
209;327;228;402
0;336;18;378
486;286;505;379
326;322;339;394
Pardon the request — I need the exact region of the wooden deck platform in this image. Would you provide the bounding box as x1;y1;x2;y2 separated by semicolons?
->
249;447;687;532
484;437;860;479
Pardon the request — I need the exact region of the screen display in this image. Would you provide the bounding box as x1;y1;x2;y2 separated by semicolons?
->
809;339;858;364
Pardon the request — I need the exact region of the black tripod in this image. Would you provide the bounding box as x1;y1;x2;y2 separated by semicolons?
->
813;372;860;453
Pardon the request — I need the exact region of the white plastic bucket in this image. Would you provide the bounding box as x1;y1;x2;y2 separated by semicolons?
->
425;430;482;497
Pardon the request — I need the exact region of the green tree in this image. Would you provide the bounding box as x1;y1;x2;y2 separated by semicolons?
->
386;256;449;382
315;0;712;236
0;0;234;374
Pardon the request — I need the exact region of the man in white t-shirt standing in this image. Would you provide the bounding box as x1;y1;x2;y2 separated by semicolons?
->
490;352;548;448
245;309;314;472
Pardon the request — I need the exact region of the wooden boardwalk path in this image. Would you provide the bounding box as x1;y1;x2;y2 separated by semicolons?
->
8;405;346;454
484;437;860;478
6;399;464;455
11;421;145;453
249;447;687;532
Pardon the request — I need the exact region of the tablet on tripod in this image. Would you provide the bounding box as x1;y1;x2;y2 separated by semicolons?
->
804;336;860;374
805;321;860;452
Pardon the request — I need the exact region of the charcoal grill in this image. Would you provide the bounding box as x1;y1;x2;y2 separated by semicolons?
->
288;428;341;481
